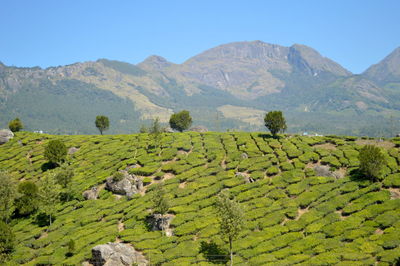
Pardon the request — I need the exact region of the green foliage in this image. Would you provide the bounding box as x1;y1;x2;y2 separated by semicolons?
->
0;132;399;265
66;239;75;257
0;221;15;263
14;181;39;217
359;145;386;180
152;184;170;215
95;115;110;135
54;164;74;188
8;117;23;132
150;117;164;149
44;139;67;165
169;110;192;132
215;191;245;265
38;173;61;225
0;171;16;223
112;172;125;182
264;111;287;137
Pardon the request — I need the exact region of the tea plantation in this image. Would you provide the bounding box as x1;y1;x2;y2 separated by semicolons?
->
1;131;400;265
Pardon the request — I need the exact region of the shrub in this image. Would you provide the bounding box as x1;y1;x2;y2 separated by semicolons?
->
383;173;400;188
266;166;279;176
358;145;386;181
8;118;23;132
0;221;15;262
44;140;67;165
112;172;125;182
14;181;39;217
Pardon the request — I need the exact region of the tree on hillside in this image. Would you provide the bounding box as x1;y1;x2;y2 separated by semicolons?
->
14;181;39;217
152;184;169;215
139;125;148;133
169;110;192;132
359;145;386;181
44;140;67;166
0;171;17;223
38;173;61;227
54;164;74;201
8;118;23;133
264;111;287;137
215;191;245;266
0;221;15;263
150;117;164;150
95;115;110;135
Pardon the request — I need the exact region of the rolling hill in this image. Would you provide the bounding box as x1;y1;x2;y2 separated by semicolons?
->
1;41;400;136
1;131;400;265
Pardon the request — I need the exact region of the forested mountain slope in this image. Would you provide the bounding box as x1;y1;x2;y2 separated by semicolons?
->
1;42;400;136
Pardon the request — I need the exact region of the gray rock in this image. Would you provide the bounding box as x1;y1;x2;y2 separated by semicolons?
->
147;213;173;232
83;187;98;200
241;153;248;159
0;129;14;145
314;165;333;177
189;126;208;133
68;147;79;155
163;127;174;133
105;171;142;196
91;242;148;266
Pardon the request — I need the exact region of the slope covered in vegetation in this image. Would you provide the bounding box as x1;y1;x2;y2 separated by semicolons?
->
1;132;400;265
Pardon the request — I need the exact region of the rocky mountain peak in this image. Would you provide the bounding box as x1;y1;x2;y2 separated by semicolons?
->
137;55;173;72
363;46;400;84
288;44;352;76
184;41;289;65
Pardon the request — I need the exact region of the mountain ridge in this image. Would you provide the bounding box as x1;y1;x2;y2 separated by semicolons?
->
0;41;399;136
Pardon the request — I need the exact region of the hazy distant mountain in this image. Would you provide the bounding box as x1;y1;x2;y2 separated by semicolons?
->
0;41;399;136
363;47;400;85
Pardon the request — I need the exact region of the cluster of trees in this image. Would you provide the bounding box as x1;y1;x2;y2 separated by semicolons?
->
13;109;284;137
0;139;75;262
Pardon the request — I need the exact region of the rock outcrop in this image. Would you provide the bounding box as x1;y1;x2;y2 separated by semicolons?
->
105;171;142;198
91;242;148;266
83;186;99;200
68;147;79;155
147;213;174;236
189;126;208;133
0;129;14;145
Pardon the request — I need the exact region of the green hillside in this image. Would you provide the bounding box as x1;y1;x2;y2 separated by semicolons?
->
1;132;400;265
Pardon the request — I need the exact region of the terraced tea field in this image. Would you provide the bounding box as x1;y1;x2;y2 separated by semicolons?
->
1;132;400;265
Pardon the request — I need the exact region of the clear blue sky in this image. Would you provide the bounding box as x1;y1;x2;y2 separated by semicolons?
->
0;0;399;73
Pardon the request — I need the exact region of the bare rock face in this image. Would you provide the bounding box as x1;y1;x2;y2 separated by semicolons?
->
313;165;344;179
163;127;174;133
83;187;99;200
314;165;333;177
189;126;208;133
147;214;173;232
105;171;142;198
0;129;14;145
91;242;148;266
68;147;79;155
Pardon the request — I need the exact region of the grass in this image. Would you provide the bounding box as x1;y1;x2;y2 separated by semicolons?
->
0;131;399;265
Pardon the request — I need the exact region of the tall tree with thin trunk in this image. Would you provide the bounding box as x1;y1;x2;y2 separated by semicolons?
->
215;190;245;266
0;171;16;224
95;115;110;135
38;173;61;227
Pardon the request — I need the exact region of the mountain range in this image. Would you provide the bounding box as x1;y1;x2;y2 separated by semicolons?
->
1;41;400;136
